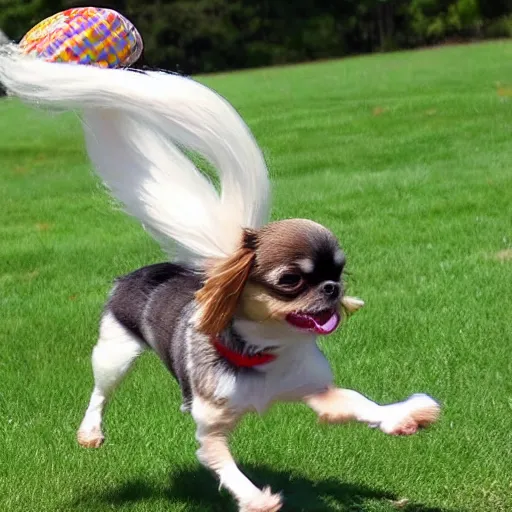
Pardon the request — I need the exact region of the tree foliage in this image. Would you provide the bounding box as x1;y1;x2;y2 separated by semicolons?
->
0;0;511;74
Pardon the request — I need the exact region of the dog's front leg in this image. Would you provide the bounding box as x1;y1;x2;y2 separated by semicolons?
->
192;397;282;512
304;387;440;435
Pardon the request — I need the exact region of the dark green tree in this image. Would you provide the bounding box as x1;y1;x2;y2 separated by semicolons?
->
0;0;511;74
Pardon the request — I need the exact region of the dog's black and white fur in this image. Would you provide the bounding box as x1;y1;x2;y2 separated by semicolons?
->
0;45;440;512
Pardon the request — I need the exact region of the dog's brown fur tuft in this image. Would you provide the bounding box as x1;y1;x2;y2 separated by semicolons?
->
196;246;255;336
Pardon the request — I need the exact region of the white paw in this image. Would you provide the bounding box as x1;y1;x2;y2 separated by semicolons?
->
77;425;105;448
379;393;440;436
239;487;283;512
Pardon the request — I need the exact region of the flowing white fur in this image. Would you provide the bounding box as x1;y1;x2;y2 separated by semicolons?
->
0;45;270;262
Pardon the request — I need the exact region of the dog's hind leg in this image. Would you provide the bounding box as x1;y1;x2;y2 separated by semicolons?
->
304;387;440;435
192;397;282;512
77;312;145;448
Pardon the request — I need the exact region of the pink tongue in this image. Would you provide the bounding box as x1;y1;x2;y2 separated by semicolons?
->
286;310;340;335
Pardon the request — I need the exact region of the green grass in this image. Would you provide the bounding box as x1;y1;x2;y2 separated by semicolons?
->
1;41;512;512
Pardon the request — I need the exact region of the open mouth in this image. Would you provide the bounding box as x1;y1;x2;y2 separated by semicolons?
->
285;309;340;335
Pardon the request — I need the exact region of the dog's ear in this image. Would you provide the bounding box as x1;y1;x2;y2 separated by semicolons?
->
195;230;257;336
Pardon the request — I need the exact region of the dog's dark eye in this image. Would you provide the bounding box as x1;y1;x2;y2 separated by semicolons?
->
278;273;302;287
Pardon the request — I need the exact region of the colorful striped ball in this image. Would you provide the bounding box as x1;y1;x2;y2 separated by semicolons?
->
19;7;143;68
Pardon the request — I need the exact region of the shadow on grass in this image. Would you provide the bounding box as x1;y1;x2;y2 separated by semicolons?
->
65;464;463;512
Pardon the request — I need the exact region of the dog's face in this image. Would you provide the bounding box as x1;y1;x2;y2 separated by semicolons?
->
240;219;345;335
196;219;363;337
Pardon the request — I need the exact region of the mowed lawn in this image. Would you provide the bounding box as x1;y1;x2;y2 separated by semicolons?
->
1;41;511;512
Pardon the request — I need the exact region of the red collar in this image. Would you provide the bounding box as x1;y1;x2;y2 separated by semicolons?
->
212;337;277;368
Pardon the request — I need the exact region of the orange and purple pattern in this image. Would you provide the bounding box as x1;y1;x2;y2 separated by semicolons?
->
19;7;143;68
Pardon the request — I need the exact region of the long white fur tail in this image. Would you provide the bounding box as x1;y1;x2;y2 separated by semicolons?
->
0;45;270;262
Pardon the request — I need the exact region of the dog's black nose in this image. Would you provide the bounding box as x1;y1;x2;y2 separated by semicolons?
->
322;281;340;299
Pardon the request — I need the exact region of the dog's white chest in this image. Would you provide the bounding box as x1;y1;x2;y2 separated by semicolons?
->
216;341;334;413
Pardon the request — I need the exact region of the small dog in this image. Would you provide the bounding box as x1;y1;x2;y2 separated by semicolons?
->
0;47;440;512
